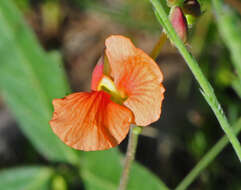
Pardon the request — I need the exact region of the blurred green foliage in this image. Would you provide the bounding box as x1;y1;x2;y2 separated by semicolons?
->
13;0;30;11
213;0;241;78
212;0;241;98
80;149;169;190
0;0;78;163
74;0;161;32
0;167;54;190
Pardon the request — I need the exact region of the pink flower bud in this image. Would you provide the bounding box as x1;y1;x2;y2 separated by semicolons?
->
169;7;188;43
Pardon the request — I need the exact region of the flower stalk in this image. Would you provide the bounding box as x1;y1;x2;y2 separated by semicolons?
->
150;32;167;59
118;125;142;190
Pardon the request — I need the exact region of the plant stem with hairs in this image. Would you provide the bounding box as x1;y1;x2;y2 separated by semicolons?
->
150;0;241;161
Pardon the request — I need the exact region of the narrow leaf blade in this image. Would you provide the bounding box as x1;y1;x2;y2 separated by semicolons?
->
0;0;78;163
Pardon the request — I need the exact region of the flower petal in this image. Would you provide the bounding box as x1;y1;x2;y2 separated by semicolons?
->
105;35;165;126
91;57;104;91
49;91;133;151
105;35;163;83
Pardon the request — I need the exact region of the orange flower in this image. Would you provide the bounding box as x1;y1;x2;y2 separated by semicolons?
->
49;35;165;151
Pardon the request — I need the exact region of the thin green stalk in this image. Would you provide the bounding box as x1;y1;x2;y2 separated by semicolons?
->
150;32;167;59
118;125;142;190
150;0;241;161
175;117;241;190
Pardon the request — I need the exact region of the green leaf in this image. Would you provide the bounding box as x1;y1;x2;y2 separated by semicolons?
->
80;149;169;190
0;166;54;190
0;0;78;163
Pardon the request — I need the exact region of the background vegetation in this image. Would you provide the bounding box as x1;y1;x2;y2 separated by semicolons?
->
0;0;240;189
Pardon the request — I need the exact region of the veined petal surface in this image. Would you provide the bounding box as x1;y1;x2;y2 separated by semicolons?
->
105;35;165;126
49;91;133;151
105;35;163;83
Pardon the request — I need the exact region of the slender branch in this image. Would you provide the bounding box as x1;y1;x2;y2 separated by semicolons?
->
150;0;241;161
118;125;142;190
175;117;241;190
150;32;167;59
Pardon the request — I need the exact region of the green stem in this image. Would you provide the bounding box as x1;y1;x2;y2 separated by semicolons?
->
118;125;142;190
150;32;167;59
150;0;241;161
175;117;241;190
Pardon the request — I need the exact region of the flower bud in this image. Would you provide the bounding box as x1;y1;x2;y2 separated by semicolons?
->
169;6;188;43
182;0;201;18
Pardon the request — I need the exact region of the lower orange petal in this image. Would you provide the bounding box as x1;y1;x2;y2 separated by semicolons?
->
49;91;133;151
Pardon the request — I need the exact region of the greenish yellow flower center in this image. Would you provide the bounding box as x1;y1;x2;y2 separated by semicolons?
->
97;75;127;104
